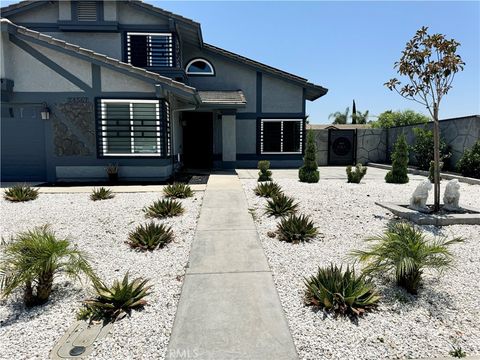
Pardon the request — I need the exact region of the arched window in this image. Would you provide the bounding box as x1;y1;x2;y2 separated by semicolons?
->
186;59;215;75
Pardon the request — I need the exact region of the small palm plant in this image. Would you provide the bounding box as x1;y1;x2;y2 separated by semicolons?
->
90;187;114;201
3;184;39;202
127;222;174;251
77;273;151;322
254;182;283;198
265;193;299;217
163;183;193;199
144;199;184;218
277;214;318;243
304;264;380;317
0;225;97;307
351;222;463;294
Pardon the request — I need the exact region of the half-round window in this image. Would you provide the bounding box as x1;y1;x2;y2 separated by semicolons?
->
186;59;215;75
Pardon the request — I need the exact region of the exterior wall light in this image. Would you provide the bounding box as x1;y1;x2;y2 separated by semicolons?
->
40;103;50;120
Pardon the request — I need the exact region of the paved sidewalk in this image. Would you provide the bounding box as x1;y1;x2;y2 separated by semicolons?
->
167;174;298;360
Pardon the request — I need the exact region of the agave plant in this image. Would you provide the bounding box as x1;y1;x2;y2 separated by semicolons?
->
277;214;318;243
254;182;283;198
163;183;193;199
144;199;184;218
351;222;463;294
3;184;39;202
77;273;151;322
127;222;174;251
90;187;115;201
0;225;97;307
304;264;380;317
264;193;298;217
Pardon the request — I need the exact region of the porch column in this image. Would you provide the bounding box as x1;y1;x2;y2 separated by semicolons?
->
221;113;236;168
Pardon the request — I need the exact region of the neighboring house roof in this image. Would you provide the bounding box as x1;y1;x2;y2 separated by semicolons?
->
1;18;198;100
204;43;328;101
308;124;372;130
197;90;247;107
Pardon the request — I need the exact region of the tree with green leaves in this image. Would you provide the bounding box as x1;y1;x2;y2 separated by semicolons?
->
329;107;349;125
370;110;430;128
299;130;319;183
385;26;465;211
385;133;409;184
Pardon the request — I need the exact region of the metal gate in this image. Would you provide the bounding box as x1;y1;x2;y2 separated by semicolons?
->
328;129;356;165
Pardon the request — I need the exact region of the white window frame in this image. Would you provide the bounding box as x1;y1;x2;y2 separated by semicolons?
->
185;58;215;75
100;99;161;157
260;119;303;155
126;32;173;67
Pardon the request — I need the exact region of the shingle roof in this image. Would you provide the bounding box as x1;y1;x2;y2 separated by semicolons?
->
197;90;247;106
1;18;197;97
204;43;328;101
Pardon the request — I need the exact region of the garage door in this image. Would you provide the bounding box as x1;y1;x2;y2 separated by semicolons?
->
1;105;47;182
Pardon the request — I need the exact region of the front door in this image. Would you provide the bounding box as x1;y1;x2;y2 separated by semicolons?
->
182;112;213;169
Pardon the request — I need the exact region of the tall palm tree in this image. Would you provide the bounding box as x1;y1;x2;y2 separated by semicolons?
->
355;110;370;124
329;107;349;125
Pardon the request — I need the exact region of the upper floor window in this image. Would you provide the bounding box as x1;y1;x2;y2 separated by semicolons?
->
126;32;174;68
186;59;214;75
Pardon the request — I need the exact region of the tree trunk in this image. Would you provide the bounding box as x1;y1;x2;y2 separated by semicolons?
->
23;281;35;307
433;106;441;212
36;274;53;305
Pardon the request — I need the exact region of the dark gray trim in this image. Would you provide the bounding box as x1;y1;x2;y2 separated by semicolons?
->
256;71;262;113
57;21;119;32
9;35;92;92
91;64;101;93
237;153;303;161
237;112;306;119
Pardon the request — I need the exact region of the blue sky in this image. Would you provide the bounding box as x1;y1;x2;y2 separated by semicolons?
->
3;0;479;123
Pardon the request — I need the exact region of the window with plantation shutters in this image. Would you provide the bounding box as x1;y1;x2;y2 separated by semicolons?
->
126;33;174;68
260;119;303;154
97;99;171;157
77;1;97;22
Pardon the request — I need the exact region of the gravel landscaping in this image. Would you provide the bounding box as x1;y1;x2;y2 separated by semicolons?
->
0;190;203;360
242;174;480;360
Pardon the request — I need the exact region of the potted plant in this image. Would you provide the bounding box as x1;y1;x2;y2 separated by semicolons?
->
106;163;119;183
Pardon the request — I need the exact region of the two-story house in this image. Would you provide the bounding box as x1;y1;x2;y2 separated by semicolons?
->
0;0;328;182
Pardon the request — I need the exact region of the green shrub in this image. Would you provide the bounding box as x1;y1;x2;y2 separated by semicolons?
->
163;183;193;198
127;222;174;251
412;127;452;171
0;225;97;307
304;264;380;317
299;130;319;183
277;214;318;243
449;344;467;358
351;222;463;294
346;163;367;183
265;193;298;217
257;160;272;182
385;133;409;184
3;184;39;202
254;182;283;198
457;140;480;179
90;187;114;201
144;199;184;218
77;273;151;322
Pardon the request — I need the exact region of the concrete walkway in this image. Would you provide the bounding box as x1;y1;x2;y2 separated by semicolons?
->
167;174;298;360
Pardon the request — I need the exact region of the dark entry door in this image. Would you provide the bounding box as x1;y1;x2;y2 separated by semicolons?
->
328;129;356;165
182;112;213;169
1;105;47;181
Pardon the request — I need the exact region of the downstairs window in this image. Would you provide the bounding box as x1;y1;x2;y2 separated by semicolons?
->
260;119;303;154
97;99;170;157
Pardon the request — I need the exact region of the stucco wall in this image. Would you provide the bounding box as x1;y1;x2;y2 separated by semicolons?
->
117;3;169;25
8;2;59;23
262;74;303;113
236;119;257;154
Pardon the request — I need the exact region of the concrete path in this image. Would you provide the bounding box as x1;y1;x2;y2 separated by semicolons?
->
167;174;298;360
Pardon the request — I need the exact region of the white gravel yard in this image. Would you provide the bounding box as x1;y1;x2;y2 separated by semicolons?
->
241;170;480;360
0;190;203;360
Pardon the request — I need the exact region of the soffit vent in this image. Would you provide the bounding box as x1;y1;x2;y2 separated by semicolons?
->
77;2;97;22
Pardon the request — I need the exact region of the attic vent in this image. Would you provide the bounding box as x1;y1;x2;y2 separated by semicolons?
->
77;1;97;22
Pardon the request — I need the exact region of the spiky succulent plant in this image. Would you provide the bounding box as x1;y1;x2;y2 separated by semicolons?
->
264;193;298;217
90;187;114;201
3;184;39;202
254;182;283;198
163;183;193;199
143;199;184;218
127;222;174;251
277;214;318;243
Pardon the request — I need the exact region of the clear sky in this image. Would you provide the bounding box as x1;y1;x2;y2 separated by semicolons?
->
3;0;479;123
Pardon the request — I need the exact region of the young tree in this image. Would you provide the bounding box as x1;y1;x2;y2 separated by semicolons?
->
385;133;409;184
299;130;319;183
385;26;465;211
